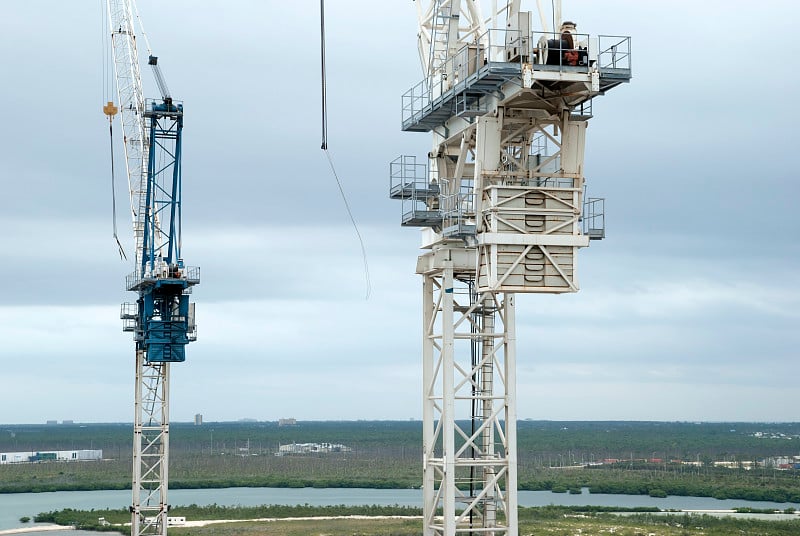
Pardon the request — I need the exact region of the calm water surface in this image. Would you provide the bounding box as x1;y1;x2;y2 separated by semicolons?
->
3;487;799;533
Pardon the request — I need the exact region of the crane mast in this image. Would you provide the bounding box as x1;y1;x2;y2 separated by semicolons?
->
106;2;198;535
393;1;631;534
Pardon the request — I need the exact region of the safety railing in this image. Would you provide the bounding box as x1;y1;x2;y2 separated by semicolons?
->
389;155;428;199
530;31;591;70
402;28;630;129
390;155;442;227
442;180;476;238
598;35;631;71
120;302;138;319
531;176;577;188
126;265;200;291
582;197;605;240
402;28;514;128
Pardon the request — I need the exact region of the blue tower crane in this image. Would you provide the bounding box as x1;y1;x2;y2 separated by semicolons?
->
105;2;198;534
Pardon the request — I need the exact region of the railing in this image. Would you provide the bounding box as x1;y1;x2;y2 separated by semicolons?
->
401;181;441;227
582;197;606;240
390;155;442;227
442;180;476;237
389;155;427;198
402;29;631;128
120;302;138;319
598;35;631;71
402;28;513;128
126;265;200;291
530;31;591;70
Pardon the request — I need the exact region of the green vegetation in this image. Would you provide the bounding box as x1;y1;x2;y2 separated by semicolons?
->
517;465;800;503
19;516;30;523
34;505;800;536
4;420;800;504
517;509;800;536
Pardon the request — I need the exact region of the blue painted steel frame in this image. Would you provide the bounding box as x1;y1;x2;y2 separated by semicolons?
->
137;100;192;363
142;101;183;276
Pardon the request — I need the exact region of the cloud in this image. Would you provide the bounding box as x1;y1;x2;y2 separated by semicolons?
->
0;0;797;423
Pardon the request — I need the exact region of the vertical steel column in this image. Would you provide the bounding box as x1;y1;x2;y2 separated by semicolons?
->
442;261;456;536
504;294;518;532
422;274;436;536
132;350;144;536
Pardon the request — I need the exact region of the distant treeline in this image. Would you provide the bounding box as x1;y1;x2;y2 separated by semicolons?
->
3;420;800;460
3;421;800;501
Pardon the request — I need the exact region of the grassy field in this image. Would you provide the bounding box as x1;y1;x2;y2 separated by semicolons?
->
37;513;800;536
169;518;422;536
168;513;800;536
35;505;800;536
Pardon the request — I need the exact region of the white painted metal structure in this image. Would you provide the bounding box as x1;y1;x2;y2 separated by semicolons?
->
106;0;148;267
106;2;174;535
397;2;631;534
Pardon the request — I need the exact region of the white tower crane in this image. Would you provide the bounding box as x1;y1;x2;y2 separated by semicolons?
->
392;1;631;534
104;2;198;535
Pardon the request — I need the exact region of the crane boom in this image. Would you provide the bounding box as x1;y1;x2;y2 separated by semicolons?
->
107;0;148;268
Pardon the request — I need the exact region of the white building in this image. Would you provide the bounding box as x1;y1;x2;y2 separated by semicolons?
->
0;449;102;464
275;442;351;456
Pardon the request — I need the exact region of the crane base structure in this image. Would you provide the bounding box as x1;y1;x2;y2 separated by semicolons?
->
392;3;631;534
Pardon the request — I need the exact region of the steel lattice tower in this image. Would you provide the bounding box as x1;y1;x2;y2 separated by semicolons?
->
391;2;631;534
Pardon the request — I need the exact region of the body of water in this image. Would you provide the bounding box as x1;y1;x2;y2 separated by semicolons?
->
2;487;799;533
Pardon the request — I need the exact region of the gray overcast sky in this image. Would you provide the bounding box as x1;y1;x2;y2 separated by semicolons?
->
0;1;797;424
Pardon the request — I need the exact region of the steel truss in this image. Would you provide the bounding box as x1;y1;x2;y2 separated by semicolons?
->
132;354;170;536
419;248;517;536
107;0;148;266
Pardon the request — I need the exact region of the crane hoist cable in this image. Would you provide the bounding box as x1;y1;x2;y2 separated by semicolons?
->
320;0;371;299
320;0;328;151
103;101;127;260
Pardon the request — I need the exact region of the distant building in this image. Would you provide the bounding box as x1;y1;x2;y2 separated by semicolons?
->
62;420;74;425
0;449;102;464
275;442;351;456
278;418;297;427
46;420;58;425
194;414;203;426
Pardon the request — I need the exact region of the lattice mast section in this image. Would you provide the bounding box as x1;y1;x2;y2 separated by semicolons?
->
394;1;631;535
419;253;519;535
132;355;170;536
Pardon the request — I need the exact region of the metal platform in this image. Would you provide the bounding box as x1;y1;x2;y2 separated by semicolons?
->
402;209;443;227
126;265;200;292
402;62;521;132
401;34;632;133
